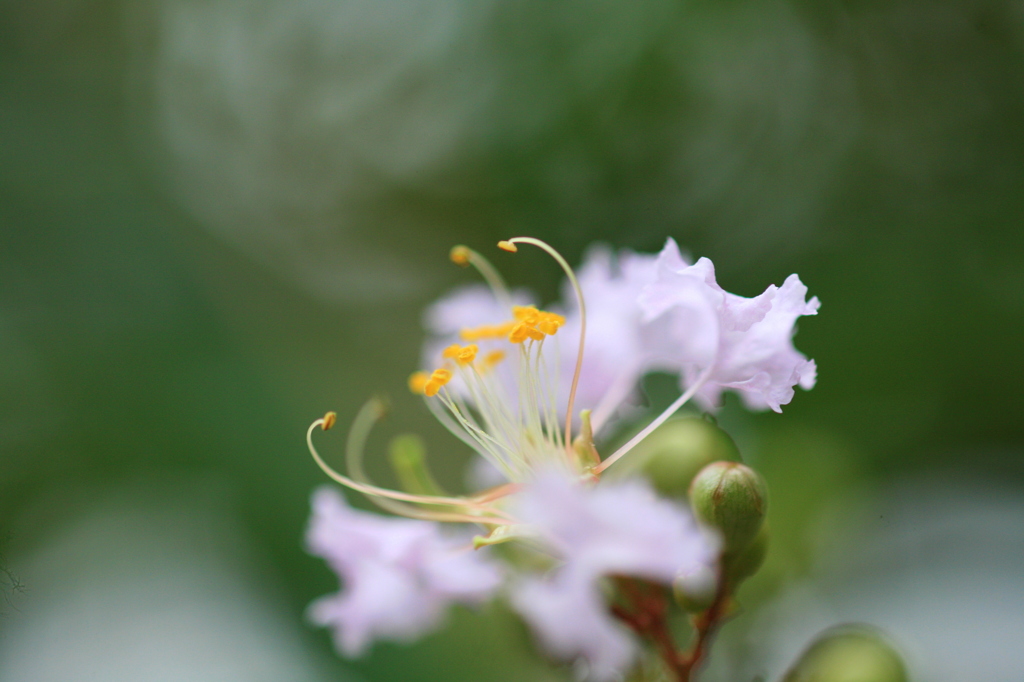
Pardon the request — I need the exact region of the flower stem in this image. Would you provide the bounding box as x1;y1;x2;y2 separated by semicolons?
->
678;566;731;681
611;566;732;682
611;579;688;680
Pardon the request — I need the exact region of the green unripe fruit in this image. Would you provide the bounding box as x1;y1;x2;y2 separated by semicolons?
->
689;461;767;553
782;625;908;682
723;522;769;586
634;417;741;497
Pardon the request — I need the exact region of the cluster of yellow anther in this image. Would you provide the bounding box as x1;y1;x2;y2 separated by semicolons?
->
407;368;453;397
508;305;565;343
442;343;479;365
408;346;509;399
460;322;516;342
458;305;565;345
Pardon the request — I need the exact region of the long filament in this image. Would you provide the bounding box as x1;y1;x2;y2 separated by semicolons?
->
344;398;436;518
455;246;513;310
307;415;513;524
502;237;586;453
593;368;713;474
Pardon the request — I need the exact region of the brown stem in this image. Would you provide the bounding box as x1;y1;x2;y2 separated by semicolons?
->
611;578;688;680
610;566;733;682
679;568;731;681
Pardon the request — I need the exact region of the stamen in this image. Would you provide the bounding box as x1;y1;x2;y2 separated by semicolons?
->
480;349;505;369
536;312;563;336
513;305;541;326
499;237;587;452
593;367;713;474
408;372;429;395
321;411;337;431
305;409;514;523
460;321;515;342
424;368;453;397
450;244;513;310
509;322;544;344
442;344;463;359
449;246;471;266
456;344;478;365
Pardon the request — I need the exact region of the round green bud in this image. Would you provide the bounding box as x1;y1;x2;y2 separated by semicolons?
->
782;625;908;682
723;521;769;586
689;461;767;553
634;417;741;497
673;564;717;613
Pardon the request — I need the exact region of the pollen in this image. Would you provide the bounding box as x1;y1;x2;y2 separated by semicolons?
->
408;371;429;395
423;368;453;397
497;240;518;253
513;305;541;326
460;321;515;341
481;349;505;368
449;245;471;266
509;321;545;344
322;411;337;431
442;344;463;359
456;344;479;365
537;312;565;336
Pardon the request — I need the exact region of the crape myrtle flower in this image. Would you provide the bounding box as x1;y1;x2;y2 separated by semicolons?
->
510;471;719;680
304;236;818;671
306;487;502;655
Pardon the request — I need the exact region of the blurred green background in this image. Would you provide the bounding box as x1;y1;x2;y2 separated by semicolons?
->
2;1;1022;680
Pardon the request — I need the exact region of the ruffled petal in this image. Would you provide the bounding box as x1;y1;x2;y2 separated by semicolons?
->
306;487;501;656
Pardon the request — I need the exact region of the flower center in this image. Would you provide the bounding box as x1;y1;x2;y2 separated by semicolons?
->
411;301;571;481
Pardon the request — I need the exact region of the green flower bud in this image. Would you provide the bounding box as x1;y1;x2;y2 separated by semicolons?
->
633;417;741;496
724;521;769;586
782;625;908;682
689;461;767;552
673;564;718;613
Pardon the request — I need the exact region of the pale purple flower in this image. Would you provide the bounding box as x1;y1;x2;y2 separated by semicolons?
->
306;487;501;656
414;237;818;485
509;471;719;679
639;239;820;412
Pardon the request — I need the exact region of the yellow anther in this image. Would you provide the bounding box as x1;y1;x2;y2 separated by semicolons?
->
497;240;518;253
322;411;337;431
512;305;536;320
509;322;544;344
536;311;565;336
482;349;505;367
450;245;471;266
545;312;566;326
508;323;527;344
423;367;453;397
442;344;463;359
460;322;515;341
408;372;429;395
537;319;558;335
456;344;479;365
513;306;541;326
